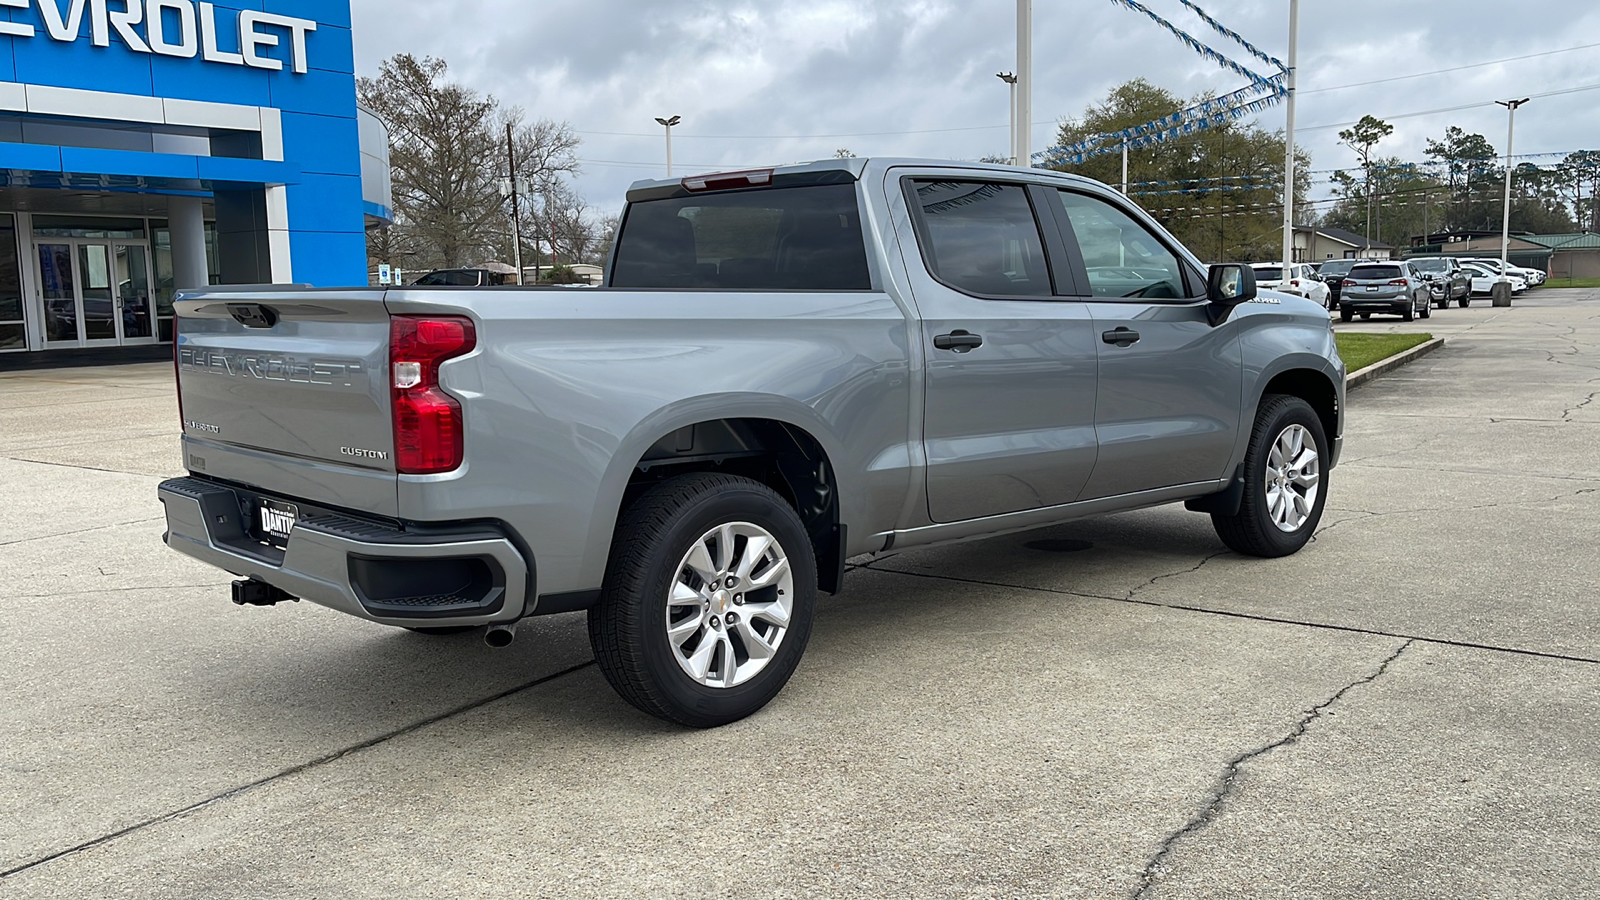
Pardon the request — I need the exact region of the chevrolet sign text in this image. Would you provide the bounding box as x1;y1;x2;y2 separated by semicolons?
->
0;0;318;74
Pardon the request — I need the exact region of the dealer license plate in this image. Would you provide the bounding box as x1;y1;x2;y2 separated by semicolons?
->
1366;286;1379;292
257;499;299;542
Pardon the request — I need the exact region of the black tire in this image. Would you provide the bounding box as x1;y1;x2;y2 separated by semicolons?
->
404;626;476;636
1340;308;1353;322
1211;395;1329;558
1420;301;1431;319
1401;304;1414;322
1460;296;1470;308
1360;313;1371;320
588;473;817;728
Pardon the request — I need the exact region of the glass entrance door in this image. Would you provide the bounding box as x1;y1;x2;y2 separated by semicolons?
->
37;240;156;347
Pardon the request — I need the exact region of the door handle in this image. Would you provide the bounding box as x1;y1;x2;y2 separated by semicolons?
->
1101;327;1141;347
933;330;984;353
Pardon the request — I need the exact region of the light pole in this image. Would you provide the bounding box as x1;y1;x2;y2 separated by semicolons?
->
655;115;681;177
1496;97;1529;307
1016;0;1031;168
996;72;1018;165
1280;0;1298;282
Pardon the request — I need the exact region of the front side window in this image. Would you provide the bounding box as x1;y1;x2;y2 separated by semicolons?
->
610;183;869;290
1054;191;1188;299
910;181;1051;297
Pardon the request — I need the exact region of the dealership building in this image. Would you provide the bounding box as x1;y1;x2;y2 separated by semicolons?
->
0;0;390;361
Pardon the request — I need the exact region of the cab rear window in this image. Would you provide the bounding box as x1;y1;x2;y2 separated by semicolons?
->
610;184;870;290
1349;265;1402;280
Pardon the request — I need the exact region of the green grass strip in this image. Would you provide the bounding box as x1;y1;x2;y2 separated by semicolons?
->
1336;333;1433;373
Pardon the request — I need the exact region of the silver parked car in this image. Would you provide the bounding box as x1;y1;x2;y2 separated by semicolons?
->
1338;261;1432;322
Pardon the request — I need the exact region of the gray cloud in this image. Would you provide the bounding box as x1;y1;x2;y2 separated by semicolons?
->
350;0;1600;216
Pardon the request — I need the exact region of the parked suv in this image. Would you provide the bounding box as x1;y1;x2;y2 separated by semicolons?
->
1316;259;1362;309
1339;262;1431;322
1407;257;1471;308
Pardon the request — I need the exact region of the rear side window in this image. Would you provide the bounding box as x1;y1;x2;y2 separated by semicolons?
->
1349;265;1402;280
610;183;870;290
910;181;1051;298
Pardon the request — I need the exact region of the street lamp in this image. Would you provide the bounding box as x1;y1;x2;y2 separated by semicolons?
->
996;73;1017;165
1015;0;1031;167
1495;97;1530;307
655;115;681;177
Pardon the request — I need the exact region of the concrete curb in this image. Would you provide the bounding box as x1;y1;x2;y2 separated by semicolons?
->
1345;337;1446;389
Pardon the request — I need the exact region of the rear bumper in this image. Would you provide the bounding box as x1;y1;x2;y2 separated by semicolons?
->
158;477;531;627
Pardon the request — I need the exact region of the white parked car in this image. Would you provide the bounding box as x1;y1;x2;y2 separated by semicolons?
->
1460;261;1528;295
1251;262;1331;307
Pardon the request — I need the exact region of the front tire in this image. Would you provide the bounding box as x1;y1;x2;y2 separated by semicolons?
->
1211;395;1329;558
589;473;817;728
1460;296;1471;308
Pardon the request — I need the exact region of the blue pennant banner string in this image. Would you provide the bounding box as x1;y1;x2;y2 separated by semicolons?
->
1174;0;1287;72
1103;0;1276;87
1047;75;1286;160
1040;90;1289;166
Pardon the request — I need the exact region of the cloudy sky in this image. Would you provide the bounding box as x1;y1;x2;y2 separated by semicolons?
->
346;0;1600;216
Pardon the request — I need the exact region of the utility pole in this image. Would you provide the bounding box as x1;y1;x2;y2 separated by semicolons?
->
1280;0;1298;280
1122;142;1130;195
1496;97;1530;306
655;115;681;176
996;73;1018;165
504;123;525;286
1016;0;1031;168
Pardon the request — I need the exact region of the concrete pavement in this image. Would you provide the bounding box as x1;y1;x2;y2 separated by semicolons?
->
2;291;1597;897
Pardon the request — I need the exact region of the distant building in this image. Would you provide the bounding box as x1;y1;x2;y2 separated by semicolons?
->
1405;231;1600;276
1292;227;1394;262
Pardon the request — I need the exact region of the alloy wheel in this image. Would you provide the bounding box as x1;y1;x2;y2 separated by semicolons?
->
665;522;795;688
1264;424;1320;533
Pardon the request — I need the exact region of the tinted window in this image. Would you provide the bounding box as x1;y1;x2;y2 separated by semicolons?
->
1349;265;1402;280
611;183;869;290
1411;259;1450;273
1319;260;1355;277
1252;265;1287;281
911;181;1050;297
1055;191;1188;299
414;270;483;286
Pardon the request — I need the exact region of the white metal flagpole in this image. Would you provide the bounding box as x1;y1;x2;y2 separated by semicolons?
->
1281;0;1298;282
1017;0;1032;168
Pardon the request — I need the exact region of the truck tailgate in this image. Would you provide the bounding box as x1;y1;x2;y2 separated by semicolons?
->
175;291;399;516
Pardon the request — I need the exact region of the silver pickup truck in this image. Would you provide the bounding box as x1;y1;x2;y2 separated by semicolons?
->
159;158;1345;727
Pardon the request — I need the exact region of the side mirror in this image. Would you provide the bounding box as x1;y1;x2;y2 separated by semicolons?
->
1205;264;1255;326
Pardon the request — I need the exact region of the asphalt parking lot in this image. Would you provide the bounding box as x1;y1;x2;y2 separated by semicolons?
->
3;290;1598;898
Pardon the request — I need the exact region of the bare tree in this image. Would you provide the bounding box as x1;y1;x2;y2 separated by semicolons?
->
359;54;582;273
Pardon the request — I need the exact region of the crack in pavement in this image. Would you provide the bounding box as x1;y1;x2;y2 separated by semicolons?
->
1129;640;1416;899
0;517;166;548
1314;486;1599;537
1563;391;1600;421
0;455;175;478
0;660;598;881
857;561;1600;666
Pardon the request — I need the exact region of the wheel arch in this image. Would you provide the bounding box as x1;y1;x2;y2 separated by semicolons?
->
585;397;850;596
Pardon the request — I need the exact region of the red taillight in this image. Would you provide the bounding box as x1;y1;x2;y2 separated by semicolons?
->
1343;279;1357;287
1387;279;1407;286
391;315;476;475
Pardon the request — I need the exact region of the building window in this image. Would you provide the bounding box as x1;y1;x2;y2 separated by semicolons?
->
0;214;22;352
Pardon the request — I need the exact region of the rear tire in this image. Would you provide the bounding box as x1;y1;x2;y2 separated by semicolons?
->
1340;308;1353;322
1360;313;1371;320
1402;304;1415;322
1460;297;1471;308
1212;395;1329;558
1420;301;1431;319
588;473;817;728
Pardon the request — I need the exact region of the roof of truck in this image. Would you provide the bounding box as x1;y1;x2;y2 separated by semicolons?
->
625;157;1103;201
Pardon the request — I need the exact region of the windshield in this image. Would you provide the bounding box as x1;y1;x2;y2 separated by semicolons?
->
610;183;870;290
1349;265;1403;280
